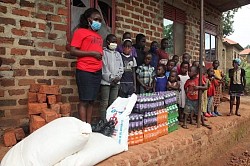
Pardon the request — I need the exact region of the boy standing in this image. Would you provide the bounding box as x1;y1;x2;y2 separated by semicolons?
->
100;34;124;120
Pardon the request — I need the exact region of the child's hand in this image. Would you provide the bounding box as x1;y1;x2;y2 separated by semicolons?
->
194;86;199;90
133;86;136;93
112;77;120;84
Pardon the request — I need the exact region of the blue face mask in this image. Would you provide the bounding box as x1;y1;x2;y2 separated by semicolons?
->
90;20;101;31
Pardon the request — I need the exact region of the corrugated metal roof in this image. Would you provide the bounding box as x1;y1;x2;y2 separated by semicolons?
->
223;38;244;50
205;0;250;12
240;48;250;55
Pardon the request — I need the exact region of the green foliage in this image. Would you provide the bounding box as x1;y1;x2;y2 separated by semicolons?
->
163;24;174;54
222;8;239;37
245;45;250;49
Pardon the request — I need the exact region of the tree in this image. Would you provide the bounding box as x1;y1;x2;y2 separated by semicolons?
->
245;45;250;49
222;8;239;37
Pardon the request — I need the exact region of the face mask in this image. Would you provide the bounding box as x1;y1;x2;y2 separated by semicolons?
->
90;20;101;31
108;43;117;50
123;47;132;55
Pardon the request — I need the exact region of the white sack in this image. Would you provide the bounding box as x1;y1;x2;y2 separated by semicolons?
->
106;94;137;150
1;117;91;166
55;132;125;166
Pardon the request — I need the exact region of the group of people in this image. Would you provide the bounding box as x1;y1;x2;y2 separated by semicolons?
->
70;8;246;128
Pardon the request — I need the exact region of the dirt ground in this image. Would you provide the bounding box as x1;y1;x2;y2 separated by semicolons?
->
211;130;250;166
0;95;250;165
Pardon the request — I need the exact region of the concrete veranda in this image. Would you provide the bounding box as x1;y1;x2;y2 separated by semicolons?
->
1;96;250;166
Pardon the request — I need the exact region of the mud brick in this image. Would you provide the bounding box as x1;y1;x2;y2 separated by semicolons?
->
47;95;56;104
3;130;17;147
41;110;58;123
14;128;25;141
28;92;37;103
50;103;61;114
56;94;62;102
39;85;59;95
29;83;44;93
37;93;46;103
28;103;47;115
61;113;70;117
60;103;71;114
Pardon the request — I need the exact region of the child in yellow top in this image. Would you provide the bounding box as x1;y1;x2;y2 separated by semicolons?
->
212;60;224;116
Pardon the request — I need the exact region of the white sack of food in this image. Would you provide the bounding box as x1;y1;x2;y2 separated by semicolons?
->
1;117;91;166
55;132;125;166
106;93;137;150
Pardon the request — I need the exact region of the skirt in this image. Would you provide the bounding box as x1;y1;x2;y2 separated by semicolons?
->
76;69;102;101
229;83;244;97
213;84;222;106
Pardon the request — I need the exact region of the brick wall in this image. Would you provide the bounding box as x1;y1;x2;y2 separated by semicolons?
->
0;0;78;135
172;0;222;60
0;0;224;134
115;0;164;45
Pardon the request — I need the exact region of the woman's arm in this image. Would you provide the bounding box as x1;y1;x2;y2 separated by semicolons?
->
70;47;102;60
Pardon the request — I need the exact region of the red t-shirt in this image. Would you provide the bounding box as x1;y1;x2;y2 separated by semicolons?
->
157;49;169;60
207;78;219;97
184;76;205;100
71;28;103;72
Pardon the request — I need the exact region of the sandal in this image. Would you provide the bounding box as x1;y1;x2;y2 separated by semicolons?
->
235;113;241;116
227;113;233;116
202;124;212;129
181;125;188;129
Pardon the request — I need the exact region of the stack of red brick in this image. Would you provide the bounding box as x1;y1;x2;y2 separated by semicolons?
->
3;128;26;147
28;84;71;133
2;84;71;147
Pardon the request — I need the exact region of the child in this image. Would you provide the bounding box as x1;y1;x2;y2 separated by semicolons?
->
178;61;190;121
157;38;169;65
149;41;159;68
165;59;175;79
136;52;155;93
228;59;246;116
153;64;167;92
167;70;180;106
116;32;137;58
100;34;124;120
177;52;191;74
213;60;224;116
172;55;179;71
192;61;199;67
206;68;219;117
182;66;210;129
201;66;209;118
70;8;103;123
119;39;137;98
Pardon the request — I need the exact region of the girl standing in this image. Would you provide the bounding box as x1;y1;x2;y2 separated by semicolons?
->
228;59;246;116
178;61;190;121
213;60;224;116
70;8;103;123
153;64;167;92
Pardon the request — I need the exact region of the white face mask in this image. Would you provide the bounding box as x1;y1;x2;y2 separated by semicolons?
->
108;43;117;50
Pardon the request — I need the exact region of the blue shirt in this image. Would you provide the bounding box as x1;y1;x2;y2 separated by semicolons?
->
155;76;167;92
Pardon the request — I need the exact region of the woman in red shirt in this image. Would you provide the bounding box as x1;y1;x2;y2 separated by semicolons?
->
70;8;103;123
